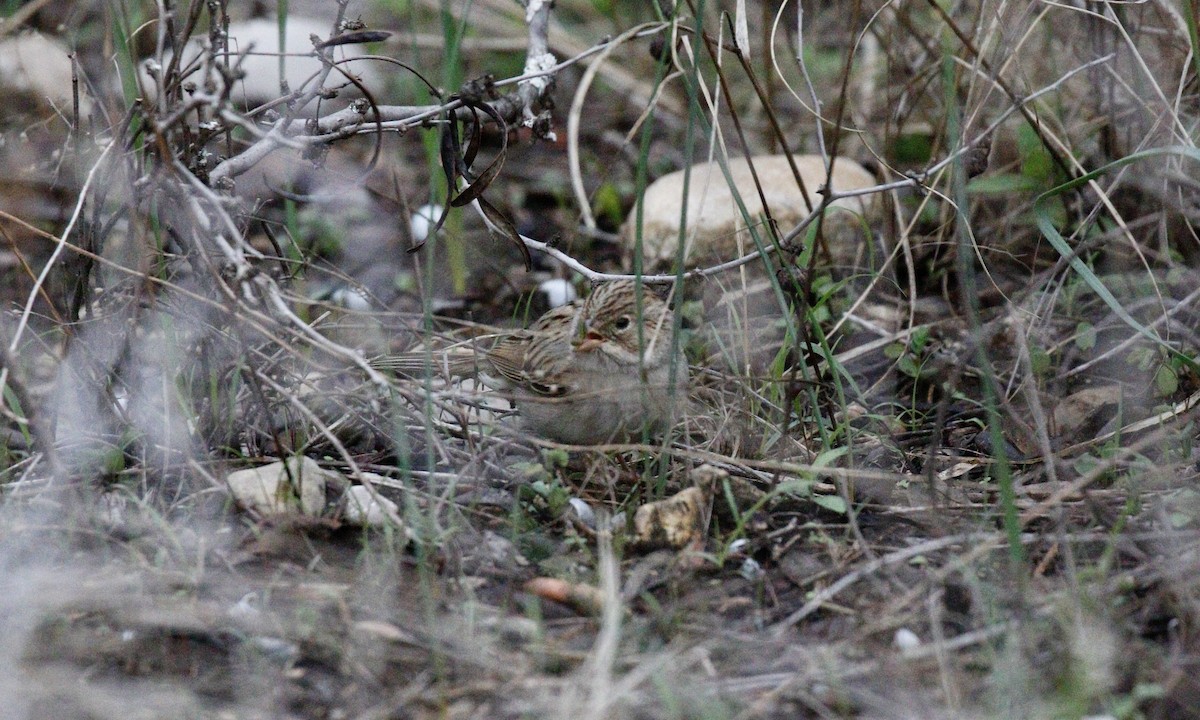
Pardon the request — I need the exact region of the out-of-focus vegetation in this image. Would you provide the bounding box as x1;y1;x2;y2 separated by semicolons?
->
0;1;1197;718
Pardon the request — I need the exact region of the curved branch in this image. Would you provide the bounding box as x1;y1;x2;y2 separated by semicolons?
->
209;15;667;183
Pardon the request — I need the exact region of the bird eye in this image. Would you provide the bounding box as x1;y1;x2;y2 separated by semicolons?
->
614;315;632;331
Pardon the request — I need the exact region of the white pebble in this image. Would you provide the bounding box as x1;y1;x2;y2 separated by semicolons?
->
410;204;443;243
739;557;764;580
893;627;921;651
343;484;401;528
539;278;577;308
568;497;595;528
329;286;372;311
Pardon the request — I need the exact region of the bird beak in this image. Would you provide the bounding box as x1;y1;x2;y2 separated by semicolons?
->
572;321;604;352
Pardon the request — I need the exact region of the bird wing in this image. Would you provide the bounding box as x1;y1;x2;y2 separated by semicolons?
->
375;302;581;395
482;333;531;387
488;329;575;397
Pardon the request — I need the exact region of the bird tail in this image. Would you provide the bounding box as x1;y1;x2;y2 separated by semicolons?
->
370;348;484;378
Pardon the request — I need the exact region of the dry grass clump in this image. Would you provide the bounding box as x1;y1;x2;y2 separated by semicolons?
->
0;0;1198;718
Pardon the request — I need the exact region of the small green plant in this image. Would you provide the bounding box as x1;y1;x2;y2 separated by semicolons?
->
885;325;933;379
511;449;573;526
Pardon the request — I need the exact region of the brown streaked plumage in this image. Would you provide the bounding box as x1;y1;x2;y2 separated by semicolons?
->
373;280;687;444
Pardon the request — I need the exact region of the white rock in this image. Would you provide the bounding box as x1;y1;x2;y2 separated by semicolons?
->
342;484;402;528
567;497;595;528
228;592;263;623
538;278;578;308
226;455;329;517
141;17;384;106
410;203;443;243
893;627;921;651
0;32;92;114
328;285;372;311
624;154;878;268
739;557;764;580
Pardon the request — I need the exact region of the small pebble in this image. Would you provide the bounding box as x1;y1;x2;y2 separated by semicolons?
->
343;485;402;528
410;204;443;243
567;497;596;529
328;286;371;311
539;278;578;308
894;627;921;651
739;557;764;580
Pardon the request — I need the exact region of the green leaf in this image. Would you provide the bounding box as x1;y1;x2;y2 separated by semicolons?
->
891;132;933;164
812;446;849;469
1075;322;1096;351
774;478;816;496
1126;346;1155;372
911;326;930;352
1029;345;1052;376
540;448;570;469
812;494;847;514
102;446;126;475
1071;453;1100;476
1018;122;1053;182
1168;511;1192;529
512;462;549;482
1033;145;1200;378
967;173;1043;195
593;182;623;228
1154;364;1179;397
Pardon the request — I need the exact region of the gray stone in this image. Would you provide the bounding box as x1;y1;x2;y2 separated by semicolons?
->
226;456;329;517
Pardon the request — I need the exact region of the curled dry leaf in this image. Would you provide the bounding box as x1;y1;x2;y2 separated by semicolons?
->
315;30;393;49
351;620;415;643
524;577;606;616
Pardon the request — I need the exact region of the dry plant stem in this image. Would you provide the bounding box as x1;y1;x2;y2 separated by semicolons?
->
285;0;354;117
695;32;791;248
515;0;554;126
0;210;372;397
619;20;684;145
901;621;1016;661
770;524;1188;633
207;10;1107;286
540;53;1114;284
0;343;64;482
1057;388;1200;458
1013;316;1059;487
921;0;1078;182
927;592;962;710
3;138;117;374
252;370;406;528
933;3;1155;296
166;156;400;393
567;23;667;230
575;519;620;720
1066;284;1200;379
768;532;1009;633
785;0;826;196
697;22;867;538
1094;3;1193;144
0;0;56;35
210;8;654;184
1020;422;1194;526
